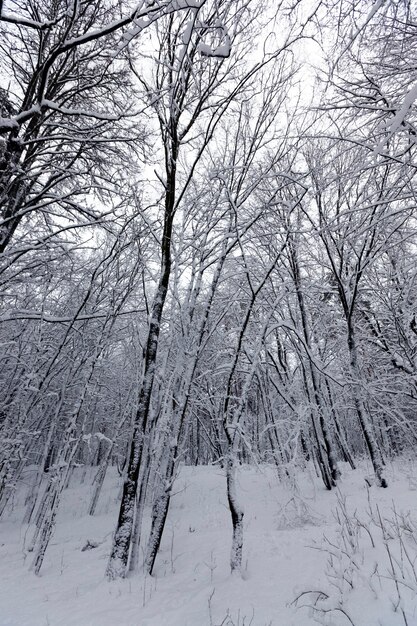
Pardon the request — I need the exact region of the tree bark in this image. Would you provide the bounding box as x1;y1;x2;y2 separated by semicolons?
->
347;319;387;487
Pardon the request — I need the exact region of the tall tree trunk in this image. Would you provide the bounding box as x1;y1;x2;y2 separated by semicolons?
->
144;229;232;574
289;236;339;487
145;453;174;576
347;319;387;487
300;365;333;490
226;449;244;573
323;378;356;470
106;141;176;579
127;450;152;575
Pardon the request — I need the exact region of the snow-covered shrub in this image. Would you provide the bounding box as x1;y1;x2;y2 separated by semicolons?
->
293;488;417;625
274;495;322;530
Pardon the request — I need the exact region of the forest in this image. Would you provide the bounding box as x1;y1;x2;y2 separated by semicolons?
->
1;1;417;624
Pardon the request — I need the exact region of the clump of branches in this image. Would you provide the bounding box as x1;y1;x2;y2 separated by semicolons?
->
274;495;322;530
292;488;417;626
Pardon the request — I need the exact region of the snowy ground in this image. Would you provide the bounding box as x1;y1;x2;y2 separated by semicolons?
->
1;460;417;626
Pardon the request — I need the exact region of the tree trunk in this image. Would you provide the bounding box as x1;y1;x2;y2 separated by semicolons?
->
88;442;113;517
106;153;175;579
347;320;387;487
290;237;339;487
226;452;244;573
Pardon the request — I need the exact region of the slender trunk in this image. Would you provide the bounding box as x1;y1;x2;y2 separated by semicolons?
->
0;133;25;254
300;366;333;490
29;421;81;572
89;405;133;517
88;442;113;517
106;148;176;579
24;387;67;525
29;326;112;572
30;489;59;575
323;378;356;470
258;375;289;474
347;320;387;487
226;451;244;573
0;454;28;518
143;227;233;574
128;454;151;575
105;282;169;579
145;455;174;576
290;238;339;486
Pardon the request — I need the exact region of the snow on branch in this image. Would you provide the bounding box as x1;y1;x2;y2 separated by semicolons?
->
1;1;206;54
112;0;204;57
0;117;18;132
198;35;231;59
197;16;231;59
63;0;205;54
40;99;122;121
0;11;57;30
0;105;41;135
374;83;417;155
0;99;126;136
0;309;145;324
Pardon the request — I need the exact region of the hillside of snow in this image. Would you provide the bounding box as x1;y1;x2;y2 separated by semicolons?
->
1;462;417;625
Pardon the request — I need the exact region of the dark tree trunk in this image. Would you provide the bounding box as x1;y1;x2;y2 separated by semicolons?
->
347;319;387;487
106;136;177;578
